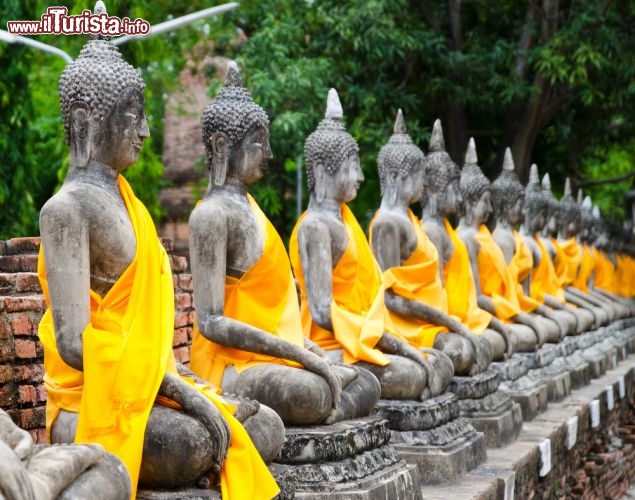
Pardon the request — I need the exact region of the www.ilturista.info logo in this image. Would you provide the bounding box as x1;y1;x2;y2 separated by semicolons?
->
6;7;150;36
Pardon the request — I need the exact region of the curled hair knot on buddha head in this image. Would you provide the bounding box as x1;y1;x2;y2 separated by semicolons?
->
58;39;145;146
459;137;490;208
424;119;461;197
304;88;359;193
491;148;524;219
377;109;424;194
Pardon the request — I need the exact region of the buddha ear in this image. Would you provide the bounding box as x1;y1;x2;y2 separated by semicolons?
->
70;102;91;168
315;164;327;204
209;131;229;187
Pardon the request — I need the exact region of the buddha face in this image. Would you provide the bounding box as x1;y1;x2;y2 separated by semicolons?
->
230;125;272;185
525;204;547;233
472;189;492;225
92;88;149;170
441;178;462;215
327;153;364;203
546;208;559;234
508;195;525;225
399;158;424;205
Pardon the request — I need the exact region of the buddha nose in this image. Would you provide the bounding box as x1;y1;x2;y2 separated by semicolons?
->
263;139;273;160
357;163;364;182
139;117;150;139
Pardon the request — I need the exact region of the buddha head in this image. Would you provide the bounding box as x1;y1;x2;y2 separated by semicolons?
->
541;173;560;236
491;148;525;226
59;34;148;170
305;89;362;204
201;62;271;188
460;138;492;227
579;195;595;243
377;109;424;206
558;178;581;238
524;164;549;234
422;119;462;217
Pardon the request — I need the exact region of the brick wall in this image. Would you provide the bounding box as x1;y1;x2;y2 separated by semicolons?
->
0;237;195;444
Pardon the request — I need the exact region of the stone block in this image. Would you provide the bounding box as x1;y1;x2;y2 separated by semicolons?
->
500;377;548;421
468;401;523;448
448;369;500;400
15;272;41;293
371;392;458;431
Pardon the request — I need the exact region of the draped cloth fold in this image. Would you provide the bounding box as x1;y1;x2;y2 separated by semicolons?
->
38;177;278;500
554;238;582;287
509;231;541;312
444;220;491;333
473;225;521;321
190;194;303;388
530;237;566;303
573;243;595;293
289;204;389;366
368;210;447;348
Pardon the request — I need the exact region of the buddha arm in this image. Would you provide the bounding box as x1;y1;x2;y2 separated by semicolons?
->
189;208;341;406
40;197;91;372
460;230;497;315
566;286;605;307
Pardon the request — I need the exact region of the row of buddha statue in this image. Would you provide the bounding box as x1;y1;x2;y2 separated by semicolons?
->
3;16;633;498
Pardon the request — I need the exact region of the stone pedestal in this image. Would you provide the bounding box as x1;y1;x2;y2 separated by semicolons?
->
521;344;572;402
371;393;486;484
449;370;523;447
490;356;548;421
272;416;421;499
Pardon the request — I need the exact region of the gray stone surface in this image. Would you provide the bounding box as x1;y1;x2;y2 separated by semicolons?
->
489;356;529;381
448;370;501;400
371;393;458;431
499;377;548;421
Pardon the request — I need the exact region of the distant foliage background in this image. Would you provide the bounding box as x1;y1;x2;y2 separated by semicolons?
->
1;0;634;240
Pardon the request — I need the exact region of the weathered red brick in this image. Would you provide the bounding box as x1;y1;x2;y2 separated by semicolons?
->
0;345;13;363
10;315;33;335
0;295;45;313
13;364;44;383
173;346;190;364
0;383;16;407
173;327;191;347
0;316;10;340
29;427;47;445
16;273;41;293
0;365;13;384
4;237;41;255
19;407;45;430
177;273;193;291
35;384;47;403
171;255;188;272
160;237;174;253
15;339;36;359
174;311;191;328
175;292;192;310
18;384;36;404
0;273;17;293
0;256;21;273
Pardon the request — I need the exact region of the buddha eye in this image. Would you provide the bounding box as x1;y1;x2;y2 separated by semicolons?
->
254;142;262;148
126;112;138;120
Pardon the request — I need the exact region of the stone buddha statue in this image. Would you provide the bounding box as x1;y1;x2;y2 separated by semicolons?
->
368;111;489;376
289;90;445;400
38;30;279;498
519;164;581;334
188;62;380;426
490;149;569;343
457;138;548;352
422;120;516;362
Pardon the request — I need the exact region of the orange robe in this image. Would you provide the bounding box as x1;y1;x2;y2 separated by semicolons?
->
368;210;447;348
190;194;303;387
531;237;566;303
554;238;582;287
509;231;541;313
473;225;521;321
572;243;595;293
289;204;389;366
444;220;491;333
593;247;617;294
38;177;278;500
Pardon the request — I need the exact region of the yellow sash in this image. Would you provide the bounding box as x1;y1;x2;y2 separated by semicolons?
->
190;194;303;387
443;220;491;333
368;210;447;348
531;237;565;303
473;225;521;320
510;231;541;312
616;255;635;297
38;177;278;500
555;238;582;287
289;204;389;366
572;243;595;293
593;247;617;293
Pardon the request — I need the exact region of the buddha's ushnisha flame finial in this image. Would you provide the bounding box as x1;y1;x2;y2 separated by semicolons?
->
394;108;406;134
503;147;515;172
225;61;244;87
325;88;344;120
577;188;584;205
592;205;601;218
492;147;524;215
428;119;445;153
465;137;478;165
582;195;592;210
94;0;107;15
564;177;572;198
541;173;552;193
528;164;540;186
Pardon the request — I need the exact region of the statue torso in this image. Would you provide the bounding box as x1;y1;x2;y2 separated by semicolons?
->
423;218;454;272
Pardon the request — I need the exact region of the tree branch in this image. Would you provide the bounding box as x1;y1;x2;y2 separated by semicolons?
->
577;171;635;188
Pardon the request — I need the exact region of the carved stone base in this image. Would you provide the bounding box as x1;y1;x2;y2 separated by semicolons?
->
448;369;501;399
137;489;220;500
582;345;610;379
457;389;523;447
371;392;458;431
390;419;487;484
489;355;529;382
527;366;571;402
499;376;548;421
273;417;422;499
554;352;591;389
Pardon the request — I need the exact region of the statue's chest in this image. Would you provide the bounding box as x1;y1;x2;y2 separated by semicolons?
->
225;206;264;271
